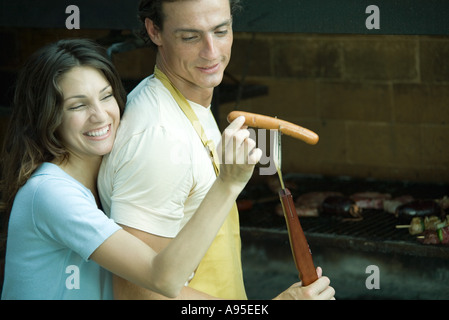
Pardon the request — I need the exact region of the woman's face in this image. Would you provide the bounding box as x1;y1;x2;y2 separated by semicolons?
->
57;66;120;161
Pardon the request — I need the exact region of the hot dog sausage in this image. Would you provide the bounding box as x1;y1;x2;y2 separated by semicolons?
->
227;111;319;145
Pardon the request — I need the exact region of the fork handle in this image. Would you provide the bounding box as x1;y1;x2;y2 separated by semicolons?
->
279;188;318;286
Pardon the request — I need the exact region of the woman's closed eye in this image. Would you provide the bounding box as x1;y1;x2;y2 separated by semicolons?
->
68;104;85;111
101;94;114;101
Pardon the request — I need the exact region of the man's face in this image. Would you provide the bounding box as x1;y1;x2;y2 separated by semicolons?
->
155;0;233;93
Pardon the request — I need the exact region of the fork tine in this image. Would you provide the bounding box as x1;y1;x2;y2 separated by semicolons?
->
277;126;282;171
273;125;285;190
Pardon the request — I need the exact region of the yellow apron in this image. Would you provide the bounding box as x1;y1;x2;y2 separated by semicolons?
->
154;67;247;299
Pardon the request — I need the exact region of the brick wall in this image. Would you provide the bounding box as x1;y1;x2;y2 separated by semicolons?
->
1;28;448;183
219;33;449;183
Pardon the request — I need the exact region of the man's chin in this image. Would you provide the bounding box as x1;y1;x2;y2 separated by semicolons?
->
198;74;224;89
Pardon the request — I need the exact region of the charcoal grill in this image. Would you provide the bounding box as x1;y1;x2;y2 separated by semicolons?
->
238;174;449;299
239;174;449;258
242;210;449;259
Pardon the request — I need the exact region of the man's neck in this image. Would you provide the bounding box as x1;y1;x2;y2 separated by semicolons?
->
155;58;213;108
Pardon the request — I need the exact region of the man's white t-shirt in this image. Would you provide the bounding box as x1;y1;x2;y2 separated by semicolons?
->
98;75;221;238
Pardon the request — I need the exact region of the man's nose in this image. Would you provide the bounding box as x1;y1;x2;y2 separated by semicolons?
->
200;34;217;60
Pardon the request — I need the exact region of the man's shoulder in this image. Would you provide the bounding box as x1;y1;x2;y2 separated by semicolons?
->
126;75;171;109
115;76;162;136
120;75;191;134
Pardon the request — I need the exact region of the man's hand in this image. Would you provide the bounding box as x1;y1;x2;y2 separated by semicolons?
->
273;267;336;300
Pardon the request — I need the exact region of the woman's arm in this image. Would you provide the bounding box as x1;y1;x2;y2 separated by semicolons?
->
90;116;261;298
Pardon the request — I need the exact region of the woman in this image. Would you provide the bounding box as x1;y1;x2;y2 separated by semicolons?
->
0;39;261;299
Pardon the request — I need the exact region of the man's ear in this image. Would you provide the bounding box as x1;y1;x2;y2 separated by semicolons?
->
145;18;162;46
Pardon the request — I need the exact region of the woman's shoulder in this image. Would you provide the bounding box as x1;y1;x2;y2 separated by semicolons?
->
18;163;93;214
27;163;89;195
11;163;98;236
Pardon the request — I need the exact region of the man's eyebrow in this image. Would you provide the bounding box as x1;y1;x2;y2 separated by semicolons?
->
64;85;111;101
174;18;233;33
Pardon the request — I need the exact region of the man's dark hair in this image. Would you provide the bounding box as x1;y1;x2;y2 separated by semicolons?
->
137;0;241;48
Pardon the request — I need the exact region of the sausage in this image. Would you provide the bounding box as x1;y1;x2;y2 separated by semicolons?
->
227;111;319;145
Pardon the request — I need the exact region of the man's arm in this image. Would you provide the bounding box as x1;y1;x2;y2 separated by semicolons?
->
113;225;218;300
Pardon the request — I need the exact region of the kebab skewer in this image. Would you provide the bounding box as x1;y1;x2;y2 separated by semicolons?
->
395;215;449;245
417;226;449;245
396;215;449;234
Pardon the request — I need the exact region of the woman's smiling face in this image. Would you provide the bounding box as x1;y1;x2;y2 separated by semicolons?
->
56;66;120;161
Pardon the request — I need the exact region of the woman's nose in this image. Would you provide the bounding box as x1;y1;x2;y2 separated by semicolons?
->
89;102;108;122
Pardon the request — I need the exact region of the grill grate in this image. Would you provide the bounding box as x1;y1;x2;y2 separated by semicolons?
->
240;205;414;241
238;174;449;258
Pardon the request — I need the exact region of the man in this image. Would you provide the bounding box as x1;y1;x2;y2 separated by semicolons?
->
99;0;335;300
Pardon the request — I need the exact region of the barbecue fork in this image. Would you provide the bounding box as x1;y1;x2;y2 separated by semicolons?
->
273;127;318;286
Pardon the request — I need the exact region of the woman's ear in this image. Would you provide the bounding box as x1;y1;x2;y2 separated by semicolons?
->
145;18;162;46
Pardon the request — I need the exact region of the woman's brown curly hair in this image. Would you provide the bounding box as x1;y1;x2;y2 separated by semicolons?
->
0;39;127;234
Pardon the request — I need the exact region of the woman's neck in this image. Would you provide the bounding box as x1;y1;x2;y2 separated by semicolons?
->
52;155;102;205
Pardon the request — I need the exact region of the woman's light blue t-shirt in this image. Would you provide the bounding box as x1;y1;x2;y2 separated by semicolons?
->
1;163;121;300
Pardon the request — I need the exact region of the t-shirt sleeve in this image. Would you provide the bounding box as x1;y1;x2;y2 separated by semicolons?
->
108;125;193;237
32;178;121;261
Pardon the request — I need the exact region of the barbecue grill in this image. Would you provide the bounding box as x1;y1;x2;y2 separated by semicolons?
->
238;173;449;299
